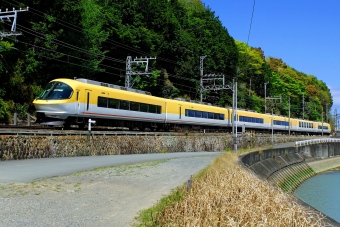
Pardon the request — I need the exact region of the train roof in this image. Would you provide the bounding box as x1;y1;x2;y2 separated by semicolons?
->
55;78;331;126
75;78;152;96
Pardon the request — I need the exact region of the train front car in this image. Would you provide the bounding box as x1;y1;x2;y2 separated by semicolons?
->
33;79;77;126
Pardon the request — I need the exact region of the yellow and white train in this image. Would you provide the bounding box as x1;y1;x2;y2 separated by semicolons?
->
33;78;331;135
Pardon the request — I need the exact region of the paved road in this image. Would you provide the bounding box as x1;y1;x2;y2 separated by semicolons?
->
0;152;223;183
0;141;303;184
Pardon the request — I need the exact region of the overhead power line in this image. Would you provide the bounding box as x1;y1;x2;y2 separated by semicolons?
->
3;0;180;65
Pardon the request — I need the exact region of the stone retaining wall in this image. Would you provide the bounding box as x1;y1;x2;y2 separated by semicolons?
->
0;134;307;160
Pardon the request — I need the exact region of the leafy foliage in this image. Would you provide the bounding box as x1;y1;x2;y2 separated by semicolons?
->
0;0;332;124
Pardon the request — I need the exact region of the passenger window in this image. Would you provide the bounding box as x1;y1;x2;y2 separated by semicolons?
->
149;105;157;113
98;97;108;108
140;103;148;112
120;100;130;110
130;102;140;111
108;98;119;109
202;112;208;118
195;111;202;118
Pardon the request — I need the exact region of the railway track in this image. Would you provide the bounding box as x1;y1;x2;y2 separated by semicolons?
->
0;124;219;136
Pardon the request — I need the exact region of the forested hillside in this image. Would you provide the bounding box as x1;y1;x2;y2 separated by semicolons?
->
0;0;332;123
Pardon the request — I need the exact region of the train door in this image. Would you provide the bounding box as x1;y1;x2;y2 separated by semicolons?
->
179;106;182;119
84;89;91;112
75;90;80;115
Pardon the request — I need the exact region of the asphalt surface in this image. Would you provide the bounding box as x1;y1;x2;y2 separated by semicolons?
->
0;152;223;183
0;141;310;184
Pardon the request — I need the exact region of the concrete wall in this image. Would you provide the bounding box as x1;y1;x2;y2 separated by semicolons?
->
241;142;340;193
241;142;340;167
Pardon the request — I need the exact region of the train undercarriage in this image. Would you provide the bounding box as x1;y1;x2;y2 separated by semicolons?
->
35;114;327;135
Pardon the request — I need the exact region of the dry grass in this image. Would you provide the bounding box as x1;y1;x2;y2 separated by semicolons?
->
138;152;326;227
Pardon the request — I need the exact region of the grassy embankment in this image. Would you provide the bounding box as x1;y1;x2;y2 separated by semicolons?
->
135;150;326;227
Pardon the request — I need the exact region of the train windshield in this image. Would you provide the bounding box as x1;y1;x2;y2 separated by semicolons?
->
36;81;73;100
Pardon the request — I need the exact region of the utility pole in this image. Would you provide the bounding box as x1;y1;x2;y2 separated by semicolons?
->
326;103;328;122
288;96;291;136
334;109;336;135
232;79;235;135
234;81;238;153
0;7;29;39
125;56;156;88
336;109;338;133
302;92;304;120
200;56;207;102
266;96;282;144
321;106;324;136
264;82;269;113
200;56;234;103
271;107;274;142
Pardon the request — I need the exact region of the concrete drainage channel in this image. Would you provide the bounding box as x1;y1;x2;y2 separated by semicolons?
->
240;138;340;226
248;153;316;193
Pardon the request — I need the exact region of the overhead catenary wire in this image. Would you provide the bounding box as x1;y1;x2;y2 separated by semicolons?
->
2;18;197;82
4;38;206;98
3;0;180;65
3;0;235;87
2;0;261;107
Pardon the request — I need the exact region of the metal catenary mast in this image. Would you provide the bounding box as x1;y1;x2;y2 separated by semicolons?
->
0;7;28;39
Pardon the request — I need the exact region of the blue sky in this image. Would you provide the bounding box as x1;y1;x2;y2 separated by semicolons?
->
201;0;340;112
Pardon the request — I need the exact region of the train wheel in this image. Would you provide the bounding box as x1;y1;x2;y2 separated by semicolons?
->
63;120;71;130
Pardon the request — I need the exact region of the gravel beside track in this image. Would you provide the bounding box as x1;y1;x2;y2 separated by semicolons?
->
0;154;221;227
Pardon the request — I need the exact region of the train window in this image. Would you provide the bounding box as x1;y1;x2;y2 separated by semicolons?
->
240;116;263;124
149;105;157;113
37;81;73;100
274;120;288;126
219;114;224;120
208;112;214;119
108;98;119;109
195;111;202;118
148;105;161;114
202;112;208;118
213;113;218;120
140;103;148;112
120;100;130;110
188;110;195;117
98;97;108;108
130;102;140;111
